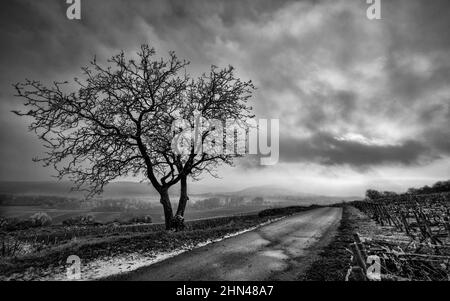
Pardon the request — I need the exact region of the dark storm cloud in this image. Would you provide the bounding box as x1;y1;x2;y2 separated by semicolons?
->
279;133;433;167
1;0;450;180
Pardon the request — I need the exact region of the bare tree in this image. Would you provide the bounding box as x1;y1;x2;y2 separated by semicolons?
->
14;45;254;230
14;45;190;229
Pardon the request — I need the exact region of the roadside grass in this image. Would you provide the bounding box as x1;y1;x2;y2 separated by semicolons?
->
299;205;368;281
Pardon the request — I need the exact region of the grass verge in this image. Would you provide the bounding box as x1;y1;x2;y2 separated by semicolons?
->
299;205;371;281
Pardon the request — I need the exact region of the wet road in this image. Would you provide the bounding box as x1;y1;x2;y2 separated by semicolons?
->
111;207;342;281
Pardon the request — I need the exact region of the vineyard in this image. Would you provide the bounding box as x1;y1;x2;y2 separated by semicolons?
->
350;192;450;281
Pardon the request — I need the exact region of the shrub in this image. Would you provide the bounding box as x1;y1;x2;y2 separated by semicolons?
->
30;212;52;227
258;205;320;218
62;214;96;226
128;215;152;224
0;217;36;231
0;217;10;229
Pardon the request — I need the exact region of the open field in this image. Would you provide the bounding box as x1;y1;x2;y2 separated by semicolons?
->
0;204;272;225
0;204;284;253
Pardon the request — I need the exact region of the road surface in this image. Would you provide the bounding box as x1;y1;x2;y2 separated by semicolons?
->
110;207;342;281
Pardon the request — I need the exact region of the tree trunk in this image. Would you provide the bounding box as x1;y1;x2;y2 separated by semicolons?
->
176;175;189;217
174;175;189;230
159;188;174;230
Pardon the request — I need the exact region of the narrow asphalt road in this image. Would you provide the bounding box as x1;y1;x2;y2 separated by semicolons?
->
111;207;342;281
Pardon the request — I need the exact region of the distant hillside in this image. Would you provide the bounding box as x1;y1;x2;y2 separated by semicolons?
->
232;185;316;198
200;184;360;203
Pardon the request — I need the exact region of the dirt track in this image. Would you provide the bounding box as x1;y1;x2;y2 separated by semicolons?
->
109;207;342;281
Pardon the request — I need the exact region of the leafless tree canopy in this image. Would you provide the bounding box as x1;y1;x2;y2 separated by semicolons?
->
14;45;255;229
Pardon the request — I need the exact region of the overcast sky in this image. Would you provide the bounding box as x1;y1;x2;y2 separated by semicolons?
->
0;0;449;196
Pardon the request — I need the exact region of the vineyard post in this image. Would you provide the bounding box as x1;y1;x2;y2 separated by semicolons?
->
401;213;411;236
353;233;368;259
350;242;367;273
446;221;450;238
